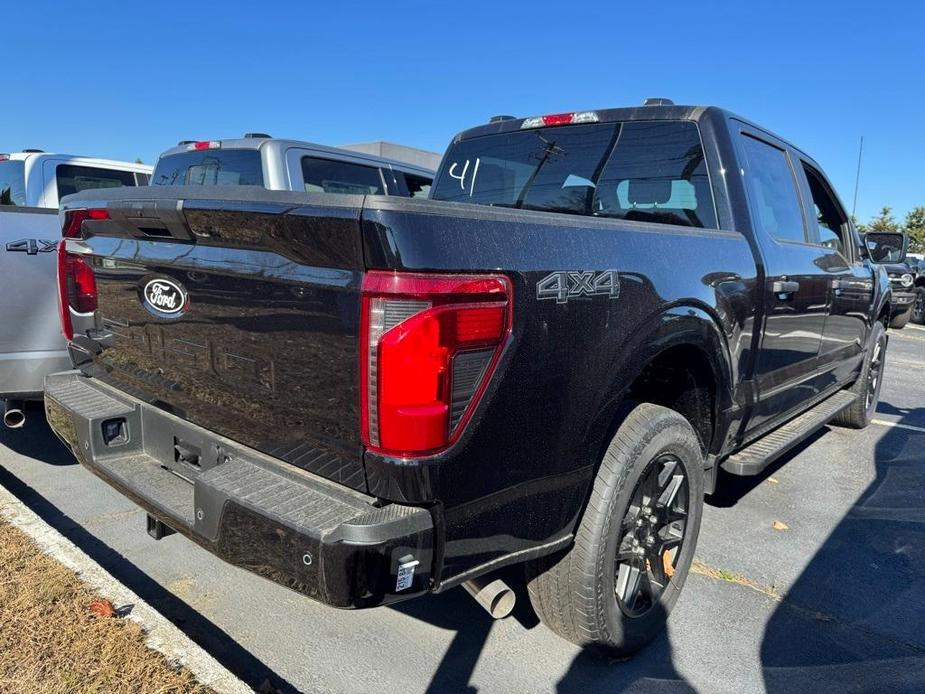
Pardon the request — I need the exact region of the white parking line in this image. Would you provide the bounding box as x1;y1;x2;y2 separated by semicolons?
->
890;331;925;343
905;324;925;333
871;419;925;434
890;359;925;369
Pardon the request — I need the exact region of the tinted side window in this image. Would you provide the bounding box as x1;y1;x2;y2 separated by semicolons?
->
0;160;26;206
738;135;806;243
594;121;716;228
301;157;384;195
56;165;138;198
403;173;432;198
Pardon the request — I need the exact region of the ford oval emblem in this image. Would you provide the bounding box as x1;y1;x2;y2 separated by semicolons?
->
142;278;188;317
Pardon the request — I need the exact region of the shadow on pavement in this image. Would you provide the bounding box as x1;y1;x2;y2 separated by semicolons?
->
0;464;300;693
706;429;828;509
0;401;76;466
875;399;925;427
760;403;925;692
5;406;694;692
392;565;693;692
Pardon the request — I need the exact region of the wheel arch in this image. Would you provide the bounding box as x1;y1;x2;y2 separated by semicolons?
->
570;304;736;531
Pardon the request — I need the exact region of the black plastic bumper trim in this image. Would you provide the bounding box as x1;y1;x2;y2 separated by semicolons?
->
44;370;434;609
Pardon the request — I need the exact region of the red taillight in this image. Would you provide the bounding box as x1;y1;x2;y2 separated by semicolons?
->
190;140;221;150
360;271;513;458
62;208;109;238
56;241;97;341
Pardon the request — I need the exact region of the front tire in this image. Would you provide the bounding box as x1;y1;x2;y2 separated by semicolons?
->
913;287;925;325
832;320;887;429
889;309;911;329
526;403;704;655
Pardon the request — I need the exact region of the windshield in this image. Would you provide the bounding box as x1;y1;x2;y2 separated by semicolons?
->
0;160;26;206
152;150;264;186
431;121;717;228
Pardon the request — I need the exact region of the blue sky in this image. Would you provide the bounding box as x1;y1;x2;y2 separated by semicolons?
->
4;1;922;223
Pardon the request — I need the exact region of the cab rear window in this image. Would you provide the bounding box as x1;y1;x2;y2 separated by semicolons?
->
152;150;264;186
431;120;717;229
56;165;141;198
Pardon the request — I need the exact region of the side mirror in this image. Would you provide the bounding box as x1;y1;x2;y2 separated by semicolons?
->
863;232;908;264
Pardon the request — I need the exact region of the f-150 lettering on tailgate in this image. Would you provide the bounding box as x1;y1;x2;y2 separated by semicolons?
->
102;318;276;393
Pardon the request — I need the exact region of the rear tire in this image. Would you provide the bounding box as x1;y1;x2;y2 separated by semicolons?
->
526;403;704;655
889;309;911;330
832;321;887;429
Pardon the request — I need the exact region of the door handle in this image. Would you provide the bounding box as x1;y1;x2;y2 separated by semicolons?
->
772;280;800;296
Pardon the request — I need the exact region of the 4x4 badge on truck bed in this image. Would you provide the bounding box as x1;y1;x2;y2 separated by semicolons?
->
537;270;621;304
141;278;189;318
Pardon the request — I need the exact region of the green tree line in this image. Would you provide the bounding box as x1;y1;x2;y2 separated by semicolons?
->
856;206;925;254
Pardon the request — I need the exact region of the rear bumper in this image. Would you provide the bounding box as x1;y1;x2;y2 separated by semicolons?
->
0;350;71;400
44;370;434;608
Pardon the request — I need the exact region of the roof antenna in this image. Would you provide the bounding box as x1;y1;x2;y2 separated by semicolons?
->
852;135;864;218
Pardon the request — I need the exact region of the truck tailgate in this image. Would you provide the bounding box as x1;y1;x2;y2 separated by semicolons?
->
0;207;68;397
66;187;368;491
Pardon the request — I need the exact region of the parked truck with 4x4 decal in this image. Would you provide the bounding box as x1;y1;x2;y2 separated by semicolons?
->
0;150;151;427
46;101;904;654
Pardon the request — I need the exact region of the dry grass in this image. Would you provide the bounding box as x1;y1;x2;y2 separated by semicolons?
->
690;559;782;601
0;519;212;694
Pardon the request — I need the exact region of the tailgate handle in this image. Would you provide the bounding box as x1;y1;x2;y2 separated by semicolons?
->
108;199;193;241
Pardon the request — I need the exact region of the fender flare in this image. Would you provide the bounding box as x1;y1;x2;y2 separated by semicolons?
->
585;301;737;465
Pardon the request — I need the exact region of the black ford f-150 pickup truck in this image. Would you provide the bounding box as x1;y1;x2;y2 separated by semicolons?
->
47;102;901;654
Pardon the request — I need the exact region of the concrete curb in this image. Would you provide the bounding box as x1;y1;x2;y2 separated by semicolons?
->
0;481;252;694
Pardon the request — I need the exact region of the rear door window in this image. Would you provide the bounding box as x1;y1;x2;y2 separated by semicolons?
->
430;120;717;228
152;150;264;186
738;135;807;244
55;165;140;198
301;157;385;195
0;160;26;206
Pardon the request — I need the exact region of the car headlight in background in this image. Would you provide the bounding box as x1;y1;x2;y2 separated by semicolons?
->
900;273;914;287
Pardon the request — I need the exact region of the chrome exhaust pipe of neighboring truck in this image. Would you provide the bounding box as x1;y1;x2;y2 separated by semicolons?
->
3;400;25;429
463;576;516;619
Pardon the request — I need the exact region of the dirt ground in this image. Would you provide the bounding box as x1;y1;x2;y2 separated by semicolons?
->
0;518;211;694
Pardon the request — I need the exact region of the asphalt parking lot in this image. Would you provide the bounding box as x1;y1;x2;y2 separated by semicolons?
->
1;327;923;694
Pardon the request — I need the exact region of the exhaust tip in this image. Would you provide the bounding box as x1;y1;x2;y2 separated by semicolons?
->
4;409;25;429
463;577;516;619
4;400;25;429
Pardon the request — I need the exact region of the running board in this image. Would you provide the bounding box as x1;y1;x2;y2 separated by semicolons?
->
722;391;856;476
